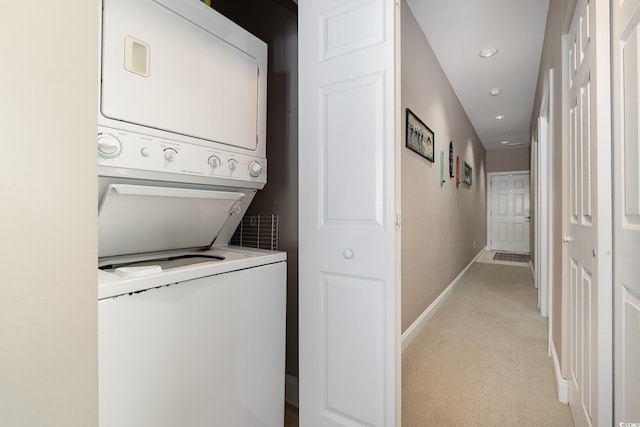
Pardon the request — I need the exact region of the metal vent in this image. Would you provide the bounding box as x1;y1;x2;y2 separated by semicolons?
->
230;214;279;251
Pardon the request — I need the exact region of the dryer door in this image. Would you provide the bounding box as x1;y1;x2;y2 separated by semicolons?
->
100;0;263;151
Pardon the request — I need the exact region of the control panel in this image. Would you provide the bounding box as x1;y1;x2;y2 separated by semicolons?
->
97;127;266;185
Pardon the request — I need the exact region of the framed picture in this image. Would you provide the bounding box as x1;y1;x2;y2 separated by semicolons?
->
463;161;472;185
405;109;434;162
449;141;454;178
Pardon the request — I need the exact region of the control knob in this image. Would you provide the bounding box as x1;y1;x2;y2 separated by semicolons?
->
208;156;221;168
249;161;263;177
228;159;238;171
164;148;177;162
97;134;122;159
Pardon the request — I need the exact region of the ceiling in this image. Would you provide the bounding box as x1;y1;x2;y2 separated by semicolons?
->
405;0;550;151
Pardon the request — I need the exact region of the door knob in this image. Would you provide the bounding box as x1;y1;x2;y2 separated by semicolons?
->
343;248;354;260
562;236;573;243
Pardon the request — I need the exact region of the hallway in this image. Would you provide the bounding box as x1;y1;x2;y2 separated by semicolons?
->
402;261;573;426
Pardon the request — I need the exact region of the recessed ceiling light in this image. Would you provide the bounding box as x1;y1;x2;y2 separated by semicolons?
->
489;88;502;96
501;140;510;145
495;115;506;120
479;48;498;58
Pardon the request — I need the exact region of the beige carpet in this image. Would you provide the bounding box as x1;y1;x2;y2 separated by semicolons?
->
402;262;574;426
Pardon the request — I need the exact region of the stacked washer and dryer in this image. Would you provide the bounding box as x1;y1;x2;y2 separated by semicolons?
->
96;0;286;426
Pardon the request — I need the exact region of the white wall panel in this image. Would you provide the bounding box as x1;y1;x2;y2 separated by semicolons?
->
624;27;640;220
514;193;524;215
571;106;579;222
499;194;509;215
514;223;524;242
581;83;593;221
623;290;640;421
321;0;384;61
322;74;384;226
322;273;385;425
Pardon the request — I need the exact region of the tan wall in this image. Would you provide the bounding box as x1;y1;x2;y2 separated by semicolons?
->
0;2;98;426
530;0;565;371
486;147;531;173
401;1;487;333
562;0;578;33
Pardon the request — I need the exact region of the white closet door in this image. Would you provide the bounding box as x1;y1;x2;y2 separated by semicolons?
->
298;0;400;426
564;1;613;425
613;0;640;423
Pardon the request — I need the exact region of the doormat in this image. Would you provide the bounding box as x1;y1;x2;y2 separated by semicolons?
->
493;252;531;263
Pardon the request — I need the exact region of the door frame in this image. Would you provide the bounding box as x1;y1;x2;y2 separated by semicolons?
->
536;117;550;319
486;170;531;252
532;136;539;298
612;0;640;423
536;69;554;327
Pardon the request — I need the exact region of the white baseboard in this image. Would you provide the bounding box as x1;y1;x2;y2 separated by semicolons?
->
285;374;299;408
401;248;486;353
551;342;569;403
530;260;534;276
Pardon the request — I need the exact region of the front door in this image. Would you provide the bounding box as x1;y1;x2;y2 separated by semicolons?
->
298;0;400;426
564;1;613;425
612;0;640;423
489;172;530;252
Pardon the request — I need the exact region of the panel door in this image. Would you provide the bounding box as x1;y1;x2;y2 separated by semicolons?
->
565;1;613;425
612;0;640;423
298;0;400;426
490;173;530;252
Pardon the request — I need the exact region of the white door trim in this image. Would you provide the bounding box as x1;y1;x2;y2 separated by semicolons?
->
393;0;402;419
612;0;640;423
532;132;542;312
532;136;540;296
560;31;570;389
537;68;554;329
537;116;550;319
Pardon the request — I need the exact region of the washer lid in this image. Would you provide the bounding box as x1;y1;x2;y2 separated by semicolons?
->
98;184;244;258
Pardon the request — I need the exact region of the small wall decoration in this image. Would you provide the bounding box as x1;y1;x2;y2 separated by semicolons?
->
463;161;472;186
449;141;454;178
405;109;434;162
456;156;460;188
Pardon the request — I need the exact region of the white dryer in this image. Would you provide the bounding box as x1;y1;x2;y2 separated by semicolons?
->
96;0;286;425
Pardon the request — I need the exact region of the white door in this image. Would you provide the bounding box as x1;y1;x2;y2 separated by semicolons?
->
612;0;640;424
489;172;530;252
564;1;613;425
298;1;400;426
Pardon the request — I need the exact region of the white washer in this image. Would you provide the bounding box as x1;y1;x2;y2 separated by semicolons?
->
96;1;285;424
97;183;286;427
